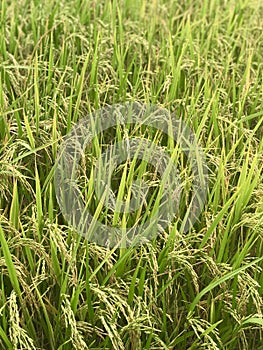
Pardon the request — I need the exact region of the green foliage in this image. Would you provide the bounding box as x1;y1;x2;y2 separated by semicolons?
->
0;0;263;349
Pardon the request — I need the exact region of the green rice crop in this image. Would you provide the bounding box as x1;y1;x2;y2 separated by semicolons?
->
0;0;263;349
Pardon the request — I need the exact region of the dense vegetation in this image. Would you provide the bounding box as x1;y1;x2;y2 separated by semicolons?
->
0;0;263;349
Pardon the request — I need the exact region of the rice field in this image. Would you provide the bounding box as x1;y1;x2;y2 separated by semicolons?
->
0;0;263;349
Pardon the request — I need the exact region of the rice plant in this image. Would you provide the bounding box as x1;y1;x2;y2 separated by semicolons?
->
0;0;263;349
